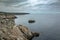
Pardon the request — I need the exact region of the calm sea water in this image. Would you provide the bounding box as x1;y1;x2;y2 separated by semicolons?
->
15;14;60;40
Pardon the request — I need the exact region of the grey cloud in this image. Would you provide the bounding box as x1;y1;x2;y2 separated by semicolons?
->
0;0;27;6
0;0;60;13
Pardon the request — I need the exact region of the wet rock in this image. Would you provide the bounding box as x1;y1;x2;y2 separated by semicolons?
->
28;20;35;23
0;14;39;40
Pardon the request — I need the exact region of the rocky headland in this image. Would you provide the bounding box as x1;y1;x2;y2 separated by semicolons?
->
0;13;39;40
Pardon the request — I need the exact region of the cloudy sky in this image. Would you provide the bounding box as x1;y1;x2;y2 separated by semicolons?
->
0;0;60;14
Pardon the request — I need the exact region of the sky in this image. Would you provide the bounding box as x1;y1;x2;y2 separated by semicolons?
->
0;0;60;14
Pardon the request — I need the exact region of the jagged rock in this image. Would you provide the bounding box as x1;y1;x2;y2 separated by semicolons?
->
0;14;39;40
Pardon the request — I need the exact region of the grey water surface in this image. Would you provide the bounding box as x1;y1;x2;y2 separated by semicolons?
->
15;14;60;40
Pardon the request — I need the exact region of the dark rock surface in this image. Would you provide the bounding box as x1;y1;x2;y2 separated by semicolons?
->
28;20;35;23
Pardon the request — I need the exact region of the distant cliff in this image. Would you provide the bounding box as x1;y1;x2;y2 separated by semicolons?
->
0;12;29;15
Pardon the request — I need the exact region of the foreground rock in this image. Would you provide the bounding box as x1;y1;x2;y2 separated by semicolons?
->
0;14;39;40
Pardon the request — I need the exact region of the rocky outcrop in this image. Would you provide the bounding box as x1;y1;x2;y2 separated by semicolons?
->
0;14;39;40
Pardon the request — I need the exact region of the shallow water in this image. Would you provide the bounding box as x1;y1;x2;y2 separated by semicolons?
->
15;14;60;40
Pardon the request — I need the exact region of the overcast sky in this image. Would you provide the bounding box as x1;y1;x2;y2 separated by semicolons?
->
0;0;60;14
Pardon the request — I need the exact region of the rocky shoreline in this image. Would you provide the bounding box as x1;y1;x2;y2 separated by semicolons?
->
0;14;39;40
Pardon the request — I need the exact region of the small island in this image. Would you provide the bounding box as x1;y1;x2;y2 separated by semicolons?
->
28;20;35;23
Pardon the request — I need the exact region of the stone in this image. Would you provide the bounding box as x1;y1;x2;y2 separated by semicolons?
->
28;20;35;23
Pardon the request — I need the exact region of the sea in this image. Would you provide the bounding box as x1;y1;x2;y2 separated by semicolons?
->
15;13;60;40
